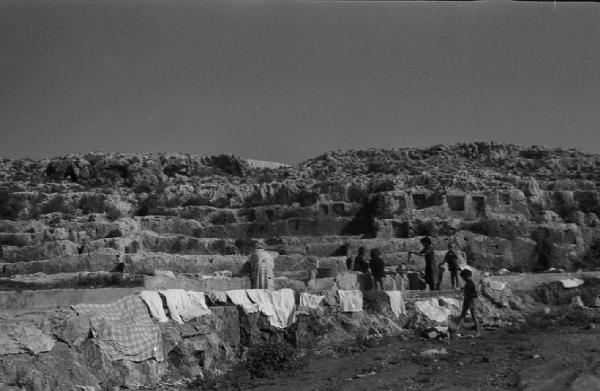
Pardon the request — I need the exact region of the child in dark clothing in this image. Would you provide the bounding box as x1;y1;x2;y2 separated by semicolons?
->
353;246;369;274
343;245;353;271
410;236;437;291
454;268;480;336
440;243;460;289
369;248;386;291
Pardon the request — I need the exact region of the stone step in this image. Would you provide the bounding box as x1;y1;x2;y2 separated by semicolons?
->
126;253;249;276
0;232;47;247
0;237;469;279
277;235;455;256
126;252;347;278
0;249;123;277
1;240;80;263
138;231;237;255
191;216;368;238
0;250;324;278
0;219;48;234
137;216;202;236
175;202;361;223
0;219;139;246
0;287;144;310
0;271;144;291
140;232;380;257
142;274;250;292
138;232;441;257
0;231;458;264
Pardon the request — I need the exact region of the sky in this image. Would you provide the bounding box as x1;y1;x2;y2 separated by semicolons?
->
1;0;599;164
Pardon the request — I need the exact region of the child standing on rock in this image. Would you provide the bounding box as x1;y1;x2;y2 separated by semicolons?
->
409;236;437;291
440;243;460;289
454;268;481;337
369;248;386;291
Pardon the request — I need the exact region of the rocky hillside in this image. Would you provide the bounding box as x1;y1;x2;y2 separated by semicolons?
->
1;142;600;286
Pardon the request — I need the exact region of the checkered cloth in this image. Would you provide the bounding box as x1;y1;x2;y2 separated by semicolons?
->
73;295;163;362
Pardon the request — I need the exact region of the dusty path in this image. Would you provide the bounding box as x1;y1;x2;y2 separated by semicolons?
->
247;326;600;391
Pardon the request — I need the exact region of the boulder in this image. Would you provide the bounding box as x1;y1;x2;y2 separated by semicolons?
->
571;296;585;308
80;340;166;388
414;298;452;324
0;324;55;356
0;342;100;391
569;374;600;391
560;278;584;289
53;315;90;348
482;280;511;308
438;297;461;314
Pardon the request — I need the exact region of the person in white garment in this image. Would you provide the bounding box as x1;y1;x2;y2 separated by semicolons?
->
249;242;275;290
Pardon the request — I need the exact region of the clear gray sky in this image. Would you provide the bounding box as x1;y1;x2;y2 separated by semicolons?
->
1;0;599;164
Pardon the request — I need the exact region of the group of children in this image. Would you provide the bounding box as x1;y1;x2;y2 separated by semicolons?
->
346;246;387;291
345;239;481;336
410;236;480;335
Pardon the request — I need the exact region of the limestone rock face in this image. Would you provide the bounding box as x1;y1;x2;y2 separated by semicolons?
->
2;143;600;390
1;144;600;287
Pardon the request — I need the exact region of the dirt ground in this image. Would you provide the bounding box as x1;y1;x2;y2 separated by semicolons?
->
242;324;600;391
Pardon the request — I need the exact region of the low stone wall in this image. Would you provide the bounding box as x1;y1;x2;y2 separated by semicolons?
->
143;275;250;291
0;287;144;310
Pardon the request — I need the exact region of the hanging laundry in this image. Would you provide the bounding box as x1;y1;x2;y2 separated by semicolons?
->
270;288;296;328
338;290;363;312
247;289;276;317
247;289;296;329
73;295;163;362
299;292;324;309
139;290;169;323
226;289;258;313
207;290;228;304
159;289;211;324
384;291;406;318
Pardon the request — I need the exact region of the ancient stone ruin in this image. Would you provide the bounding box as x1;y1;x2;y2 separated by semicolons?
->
1;142;600;390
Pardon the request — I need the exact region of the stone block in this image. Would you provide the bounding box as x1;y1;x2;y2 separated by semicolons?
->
274;254;313;273
274;276;307;292
335;272;359;290
307;277;336;293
